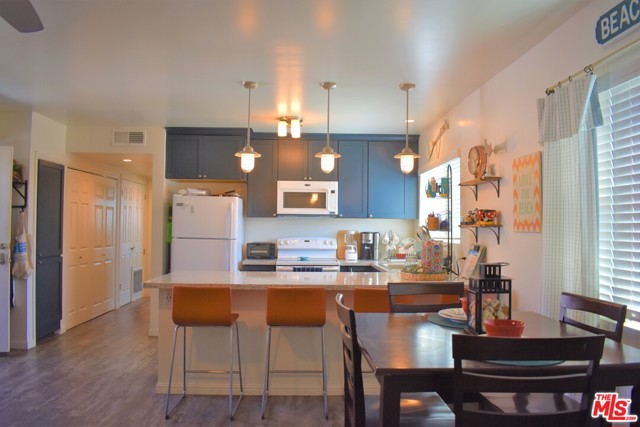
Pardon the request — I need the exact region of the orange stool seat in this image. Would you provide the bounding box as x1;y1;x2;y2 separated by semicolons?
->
261;287;328;419
164;286;244;420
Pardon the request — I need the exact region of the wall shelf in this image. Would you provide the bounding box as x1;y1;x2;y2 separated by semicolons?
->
459;176;501;201
12;180;28;211
459;223;502;244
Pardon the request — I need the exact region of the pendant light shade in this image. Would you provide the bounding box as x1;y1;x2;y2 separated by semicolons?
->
235;81;261;173
394;82;419;174
315;81;341;173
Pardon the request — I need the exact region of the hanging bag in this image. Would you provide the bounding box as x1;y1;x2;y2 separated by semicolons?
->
12;211;33;279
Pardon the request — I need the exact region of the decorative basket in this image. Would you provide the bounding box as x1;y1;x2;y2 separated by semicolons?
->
400;271;448;281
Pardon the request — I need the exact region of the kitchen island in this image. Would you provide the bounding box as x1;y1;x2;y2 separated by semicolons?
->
144;270;447;397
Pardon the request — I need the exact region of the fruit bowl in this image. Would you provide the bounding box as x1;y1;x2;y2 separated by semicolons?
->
483;319;524;337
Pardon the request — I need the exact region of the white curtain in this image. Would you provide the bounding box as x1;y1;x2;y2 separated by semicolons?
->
537;74;603;318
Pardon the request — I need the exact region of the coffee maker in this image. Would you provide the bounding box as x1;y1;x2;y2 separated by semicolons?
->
360;231;379;260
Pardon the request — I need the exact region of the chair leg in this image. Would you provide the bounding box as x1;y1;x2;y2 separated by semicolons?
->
164;325;184;419
228;322;244;420
261;326;272;419
321;326;328;420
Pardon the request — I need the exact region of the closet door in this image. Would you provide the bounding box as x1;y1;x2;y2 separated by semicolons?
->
119;179;145;306
62;169;92;330
90;176;116;318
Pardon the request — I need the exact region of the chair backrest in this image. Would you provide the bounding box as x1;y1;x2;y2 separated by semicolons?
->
353;287;391;313
335;293;365;427
266;287;327;326
387;281;464;313
172;286;234;326
452;334;605;427
560;292;627;342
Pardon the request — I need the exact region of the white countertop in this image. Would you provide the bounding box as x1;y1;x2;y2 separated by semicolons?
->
144;270;462;290
144;270;396;290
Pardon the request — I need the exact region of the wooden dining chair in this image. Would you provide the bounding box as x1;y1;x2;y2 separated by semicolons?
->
560;292;627;342
452;334;605;427
387;281;464;313
336;293;455;427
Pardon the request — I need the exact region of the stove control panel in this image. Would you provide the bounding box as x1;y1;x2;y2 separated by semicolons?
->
277;237;337;250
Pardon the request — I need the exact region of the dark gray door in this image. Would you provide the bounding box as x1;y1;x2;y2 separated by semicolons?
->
36;160;64;341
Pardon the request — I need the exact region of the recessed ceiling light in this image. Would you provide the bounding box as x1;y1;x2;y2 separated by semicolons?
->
122;158;133;163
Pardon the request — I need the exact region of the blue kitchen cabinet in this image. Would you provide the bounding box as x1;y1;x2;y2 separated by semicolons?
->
277;139;338;181
247;139;278;217
337;140;368;218
367;140;418;219
166;131;246;180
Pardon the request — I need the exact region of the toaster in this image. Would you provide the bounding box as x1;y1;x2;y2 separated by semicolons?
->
246;242;276;259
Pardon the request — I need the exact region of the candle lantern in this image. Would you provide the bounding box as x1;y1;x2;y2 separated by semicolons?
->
466;262;512;334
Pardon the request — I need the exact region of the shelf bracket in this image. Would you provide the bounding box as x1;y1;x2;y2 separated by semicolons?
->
487;179;501;197
12;180;28;211
459;224;501;244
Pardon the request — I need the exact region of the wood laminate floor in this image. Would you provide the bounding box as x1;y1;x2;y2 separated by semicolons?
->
0;298;344;427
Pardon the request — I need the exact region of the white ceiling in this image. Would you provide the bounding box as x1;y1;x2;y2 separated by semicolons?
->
1;1;590;138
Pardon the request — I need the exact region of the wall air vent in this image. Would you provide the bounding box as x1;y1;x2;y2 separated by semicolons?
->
112;130;146;146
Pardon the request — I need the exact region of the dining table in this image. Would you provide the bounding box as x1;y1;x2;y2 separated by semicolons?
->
355;310;640;427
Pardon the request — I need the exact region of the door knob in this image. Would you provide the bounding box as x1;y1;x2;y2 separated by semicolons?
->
0;243;7;250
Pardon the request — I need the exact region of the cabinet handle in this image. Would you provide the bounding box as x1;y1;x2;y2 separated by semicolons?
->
308;177;313;180
202;174;207;178
273;214;276;217
369;214;373;218
197;174;202;178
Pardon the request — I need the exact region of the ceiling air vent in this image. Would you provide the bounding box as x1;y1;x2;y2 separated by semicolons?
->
112;130;145;146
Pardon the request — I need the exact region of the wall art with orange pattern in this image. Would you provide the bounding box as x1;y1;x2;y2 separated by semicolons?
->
513;151;542;232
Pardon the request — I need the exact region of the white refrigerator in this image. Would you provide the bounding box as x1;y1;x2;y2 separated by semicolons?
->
171;195;243;272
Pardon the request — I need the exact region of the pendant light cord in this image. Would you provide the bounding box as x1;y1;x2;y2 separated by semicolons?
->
326;87;331;148
247;86;252;147
405;87;409;149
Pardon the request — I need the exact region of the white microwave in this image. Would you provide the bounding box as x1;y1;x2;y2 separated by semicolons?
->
276;181;338;216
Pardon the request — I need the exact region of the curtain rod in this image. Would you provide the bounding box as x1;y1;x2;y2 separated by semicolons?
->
546;36;640;94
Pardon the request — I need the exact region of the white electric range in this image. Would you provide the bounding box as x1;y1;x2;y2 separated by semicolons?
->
275;237;340;272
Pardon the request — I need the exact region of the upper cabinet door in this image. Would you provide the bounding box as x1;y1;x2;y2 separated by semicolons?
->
277;140;307;180
166;135;200;179
367;140;418;219
198;136;245;180
277;139;338;181
338;140;368;218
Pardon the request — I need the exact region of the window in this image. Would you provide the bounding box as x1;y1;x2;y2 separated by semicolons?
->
419;158;461;242
596;74;640;328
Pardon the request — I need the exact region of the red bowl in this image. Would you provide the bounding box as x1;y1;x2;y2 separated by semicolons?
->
483;319;525;337
460;297;468;316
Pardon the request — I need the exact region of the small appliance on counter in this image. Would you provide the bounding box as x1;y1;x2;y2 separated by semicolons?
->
360;231;379;260
345;245;358;262
246;242;276;259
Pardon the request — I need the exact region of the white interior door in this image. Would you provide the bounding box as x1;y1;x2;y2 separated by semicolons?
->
119;179;144;306
0;146;13;352
63;169;92;329
91;176;116;318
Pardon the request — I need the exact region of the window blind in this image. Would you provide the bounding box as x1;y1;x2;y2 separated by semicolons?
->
596;74;640;325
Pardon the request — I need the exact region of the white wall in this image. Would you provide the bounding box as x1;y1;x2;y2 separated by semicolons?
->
419;0;631;312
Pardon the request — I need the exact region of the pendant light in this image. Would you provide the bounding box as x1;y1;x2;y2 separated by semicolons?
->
394;82;419;174
235;81;261;173
315;81;341;173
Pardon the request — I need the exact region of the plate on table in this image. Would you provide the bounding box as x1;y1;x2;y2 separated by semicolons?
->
437;308;467;323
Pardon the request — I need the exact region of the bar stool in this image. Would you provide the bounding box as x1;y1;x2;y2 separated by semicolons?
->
164;286;244;420
353;287;391;313
261;287;328;419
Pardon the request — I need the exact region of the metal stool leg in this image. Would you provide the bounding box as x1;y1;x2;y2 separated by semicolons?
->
228;322;244;420
321;326;328;419
164;325;185;419
261;326;272;419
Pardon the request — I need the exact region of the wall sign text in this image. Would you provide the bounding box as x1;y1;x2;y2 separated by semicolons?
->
596;0;640;45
